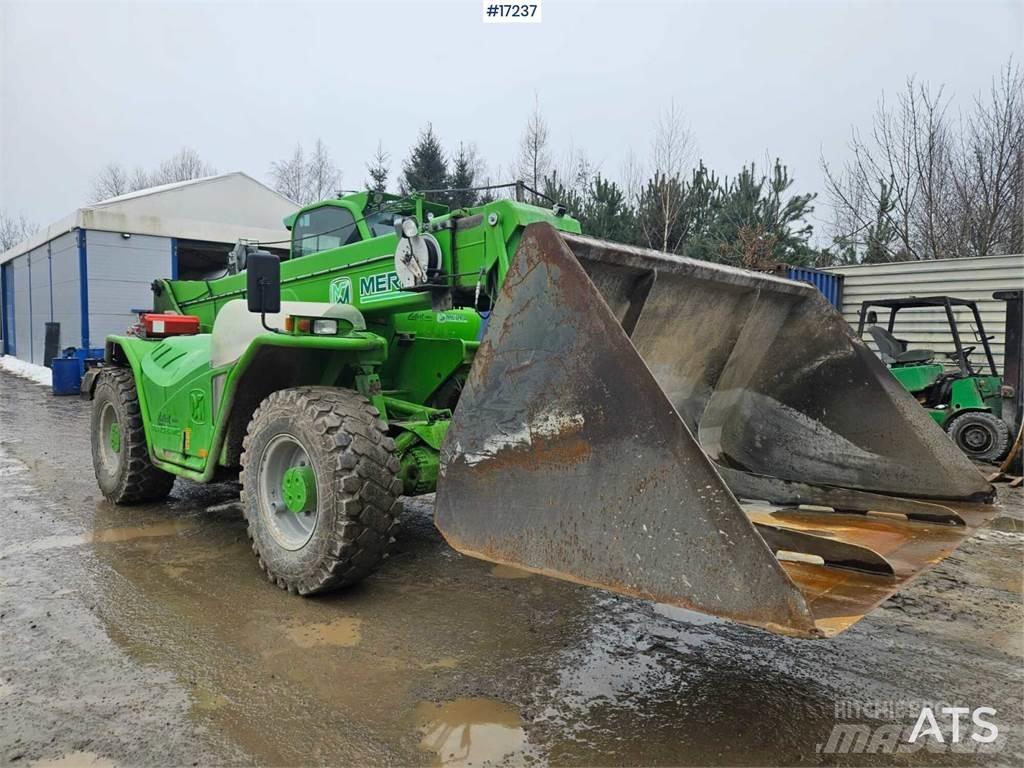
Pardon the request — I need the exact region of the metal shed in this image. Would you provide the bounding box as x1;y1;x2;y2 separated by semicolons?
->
0;173;293;364
825;254;1024;371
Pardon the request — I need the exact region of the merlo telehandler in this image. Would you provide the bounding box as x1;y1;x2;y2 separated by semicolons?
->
87;190;998;639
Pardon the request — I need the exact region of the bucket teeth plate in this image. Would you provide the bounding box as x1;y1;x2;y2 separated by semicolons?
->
434;223;997;637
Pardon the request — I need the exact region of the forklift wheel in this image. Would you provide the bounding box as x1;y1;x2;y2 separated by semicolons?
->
946;411;1012;464
240;386;403;595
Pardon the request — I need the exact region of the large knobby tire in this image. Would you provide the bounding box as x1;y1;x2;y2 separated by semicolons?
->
946;411;1012;463
90;368;176;504
240;386;403;595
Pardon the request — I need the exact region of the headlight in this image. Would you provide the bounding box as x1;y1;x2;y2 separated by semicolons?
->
313;318;338;335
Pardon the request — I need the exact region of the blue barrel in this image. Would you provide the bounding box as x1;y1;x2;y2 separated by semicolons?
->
51;357;84;396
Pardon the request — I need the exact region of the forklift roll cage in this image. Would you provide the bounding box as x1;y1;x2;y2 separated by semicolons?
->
856;296;998;377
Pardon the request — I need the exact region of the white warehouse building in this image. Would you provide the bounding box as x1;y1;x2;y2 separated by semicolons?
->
0;172;294;364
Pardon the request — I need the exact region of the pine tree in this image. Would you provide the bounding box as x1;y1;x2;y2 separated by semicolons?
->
676;163;722;260
365;141;390;193
542;170;585;222
634;171;690;253
401;124;448;196
447;143;481;208
711;160;815;266
580;176;633;242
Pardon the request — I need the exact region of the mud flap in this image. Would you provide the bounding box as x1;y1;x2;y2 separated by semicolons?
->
435;223;997;637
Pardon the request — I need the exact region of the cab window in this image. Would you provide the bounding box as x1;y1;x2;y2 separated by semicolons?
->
292;205;360;258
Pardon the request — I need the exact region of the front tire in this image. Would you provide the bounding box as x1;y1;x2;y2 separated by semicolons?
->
240;387;403;595
90;368;176;504
946;411;1011;463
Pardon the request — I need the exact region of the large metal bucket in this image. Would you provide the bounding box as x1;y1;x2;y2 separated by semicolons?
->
435;223;996;637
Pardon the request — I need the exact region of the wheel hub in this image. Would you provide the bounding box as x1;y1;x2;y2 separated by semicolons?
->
282;465;317;514
258;434;319;551
109;422;121;454
961;425;992;452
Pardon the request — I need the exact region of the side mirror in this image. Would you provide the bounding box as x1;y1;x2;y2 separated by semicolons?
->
246;251;281;314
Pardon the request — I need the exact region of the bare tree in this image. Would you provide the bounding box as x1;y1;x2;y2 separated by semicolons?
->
270;143;308;204
516;94;551;194
365;140;390;193
89;148;216;203
643;102;695;252
127;166;151;192
270;139;341;205
620;150;645;208
557;144;597;197
0;211;38;252
152;147;216;185
952;60;1024;256
824;60;1024;261
89;163;130;202
305;139;342;202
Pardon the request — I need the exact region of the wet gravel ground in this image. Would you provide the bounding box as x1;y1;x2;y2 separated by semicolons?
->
0;368;1021;767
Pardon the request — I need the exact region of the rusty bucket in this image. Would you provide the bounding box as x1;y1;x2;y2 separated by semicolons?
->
435;223;996;637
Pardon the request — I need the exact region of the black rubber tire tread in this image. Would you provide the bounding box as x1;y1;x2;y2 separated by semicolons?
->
91;367;176;504
240;386;403;595
946;410;1012;464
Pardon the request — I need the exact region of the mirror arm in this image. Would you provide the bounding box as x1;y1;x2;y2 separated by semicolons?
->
258;280;281;334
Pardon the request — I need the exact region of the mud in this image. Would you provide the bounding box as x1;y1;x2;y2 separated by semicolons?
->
0;368;1021;766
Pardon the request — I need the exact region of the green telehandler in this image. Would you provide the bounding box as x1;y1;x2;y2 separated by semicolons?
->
856;296;1011;463
87;190;998;639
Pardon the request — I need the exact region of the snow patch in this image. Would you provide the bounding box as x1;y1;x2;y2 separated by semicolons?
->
0;355;52;387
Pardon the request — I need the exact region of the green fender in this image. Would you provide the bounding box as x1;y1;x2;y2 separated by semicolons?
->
100;331;387;482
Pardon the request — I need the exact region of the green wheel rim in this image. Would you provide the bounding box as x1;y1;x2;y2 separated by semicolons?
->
109;422;121;454
282;465;317;514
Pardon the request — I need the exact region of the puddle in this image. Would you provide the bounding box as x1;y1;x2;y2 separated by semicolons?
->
285;617;363;648
30;752;116;768
0;519;193;559
415;697;527;767
988;514;1024;532
490;564;532;580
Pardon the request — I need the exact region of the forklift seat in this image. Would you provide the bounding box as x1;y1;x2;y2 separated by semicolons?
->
867;326;935;364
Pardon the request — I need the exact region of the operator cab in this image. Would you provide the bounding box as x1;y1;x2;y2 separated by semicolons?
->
857;296;998;378
283;192;451;260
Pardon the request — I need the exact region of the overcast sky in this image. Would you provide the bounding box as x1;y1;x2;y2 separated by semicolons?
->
1;0;1021;242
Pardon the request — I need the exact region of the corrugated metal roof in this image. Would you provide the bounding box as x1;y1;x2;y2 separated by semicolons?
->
825;254;1024;372
1;172;295;265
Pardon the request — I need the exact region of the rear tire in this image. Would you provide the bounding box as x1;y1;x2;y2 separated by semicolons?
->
946;411;1011;463
240;386;403;595
90;368;176;504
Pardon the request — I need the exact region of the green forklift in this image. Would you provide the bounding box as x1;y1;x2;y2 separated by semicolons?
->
857;296;1010;463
